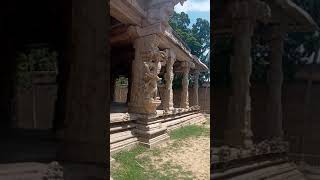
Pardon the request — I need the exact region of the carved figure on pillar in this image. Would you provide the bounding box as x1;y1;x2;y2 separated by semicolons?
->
129;34;167;115
142;49;168;101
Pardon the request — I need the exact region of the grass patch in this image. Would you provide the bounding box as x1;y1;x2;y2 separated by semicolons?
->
111;122;210;180
111;145;194;180
169;125;209;140
111;146;147;180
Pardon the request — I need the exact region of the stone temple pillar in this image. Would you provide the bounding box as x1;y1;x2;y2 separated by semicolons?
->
181;62;190;109
128;34;163;115
193;70;200;107
225;1;254;148
60;0;107;163
129;34;170;147
163;49;176;112
266;24;285;139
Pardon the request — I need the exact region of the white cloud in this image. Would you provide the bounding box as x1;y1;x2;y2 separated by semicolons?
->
174;0;210;13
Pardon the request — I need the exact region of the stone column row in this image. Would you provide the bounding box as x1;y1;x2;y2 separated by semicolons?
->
128;34;199;115
225;0;285;149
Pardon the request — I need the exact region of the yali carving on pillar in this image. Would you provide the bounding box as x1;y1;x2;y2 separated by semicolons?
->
142;46;168;102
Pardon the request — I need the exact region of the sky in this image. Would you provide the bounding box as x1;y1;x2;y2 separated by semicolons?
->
174;0;210;27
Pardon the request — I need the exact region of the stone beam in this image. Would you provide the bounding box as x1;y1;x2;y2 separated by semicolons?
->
110;23;195;64
110;0;145;25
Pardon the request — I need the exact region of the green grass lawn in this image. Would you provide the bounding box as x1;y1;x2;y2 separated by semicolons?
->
111;123;209;180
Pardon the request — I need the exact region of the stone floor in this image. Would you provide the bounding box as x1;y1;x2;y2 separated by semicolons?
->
0;129;59;163
0;129;106;180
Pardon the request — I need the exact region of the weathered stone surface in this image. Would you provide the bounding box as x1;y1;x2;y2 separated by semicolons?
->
225;1;254;148
0;162;63;180
266;24;286;139
129;34;168;114
61;0;108;163
162;49;176;112
180;61;190;109
145;0;186;27
192;70;200;107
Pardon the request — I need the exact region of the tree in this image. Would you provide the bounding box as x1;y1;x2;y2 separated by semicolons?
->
169;12;210;86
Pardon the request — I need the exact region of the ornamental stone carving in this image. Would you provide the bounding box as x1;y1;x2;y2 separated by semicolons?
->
142;48;168;102
146;0;187;27
129;34;166;114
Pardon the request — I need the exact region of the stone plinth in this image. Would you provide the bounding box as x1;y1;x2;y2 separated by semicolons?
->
135;116;169;148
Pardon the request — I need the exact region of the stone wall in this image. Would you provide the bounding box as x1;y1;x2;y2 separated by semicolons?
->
113;85;128;103
213;82;320;155
15;72;57;129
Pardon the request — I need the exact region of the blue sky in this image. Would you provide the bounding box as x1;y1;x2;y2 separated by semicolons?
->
174;0;210;26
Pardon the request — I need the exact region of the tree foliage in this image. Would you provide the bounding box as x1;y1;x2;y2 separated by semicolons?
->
16;48;58;89
169;12;210;87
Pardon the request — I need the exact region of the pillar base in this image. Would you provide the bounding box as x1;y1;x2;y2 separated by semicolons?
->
139;133;170;148
135;118;169;148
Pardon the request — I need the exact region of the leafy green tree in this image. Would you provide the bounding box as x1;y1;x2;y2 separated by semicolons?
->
169;12;210;87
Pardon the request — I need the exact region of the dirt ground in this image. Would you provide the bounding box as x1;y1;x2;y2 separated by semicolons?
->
139;127;210;179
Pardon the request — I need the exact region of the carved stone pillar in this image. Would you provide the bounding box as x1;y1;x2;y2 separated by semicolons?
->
163;49;176;112
193;70;200;107
129;35;171;148
225;1;254;148
266;24;285;139
128;34;166;115
181;62;190;109
60;0;107;163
